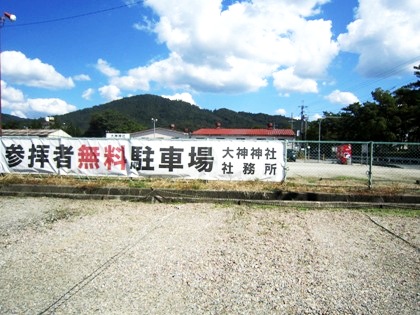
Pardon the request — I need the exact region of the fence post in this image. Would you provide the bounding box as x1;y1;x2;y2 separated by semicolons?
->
284;140;288;161
283;140;288;178
368;141;374;189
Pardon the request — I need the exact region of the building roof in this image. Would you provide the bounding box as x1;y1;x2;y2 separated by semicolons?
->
192;128;295;137
1;129;71;138
131;127;189;139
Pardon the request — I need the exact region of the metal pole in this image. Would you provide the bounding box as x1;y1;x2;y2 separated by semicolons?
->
368;141;374;189
283;140;288;181
0;19;3;137
0;12;17;137
151;118;157;138
318;119;321;162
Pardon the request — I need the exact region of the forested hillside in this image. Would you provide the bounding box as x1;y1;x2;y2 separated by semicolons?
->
57;94;292;136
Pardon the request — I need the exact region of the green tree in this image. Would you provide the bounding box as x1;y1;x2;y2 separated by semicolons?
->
308;65;420;141
30;119;43;129
3;119;22;129
330;90;404;142
305;112;346;141
392;64;420;141
84;110;146;137
62;122;82;137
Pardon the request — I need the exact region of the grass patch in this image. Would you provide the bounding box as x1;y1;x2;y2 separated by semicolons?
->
128;178;152;189
361;207;419;217
232;207;247;219
45;207;80;224
44;203;101;225
1;173;418;196
297;206;311;212
245;203;280;210
332;176;365;181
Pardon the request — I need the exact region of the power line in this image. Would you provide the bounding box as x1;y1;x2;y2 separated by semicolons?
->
3;0;418;119
5;1;144;28
344;55;420;94
305;55;420;115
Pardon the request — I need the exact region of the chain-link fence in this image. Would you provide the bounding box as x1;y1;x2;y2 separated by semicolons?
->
285;141;420;190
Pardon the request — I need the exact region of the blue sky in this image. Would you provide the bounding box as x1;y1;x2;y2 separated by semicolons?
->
1;0;419;122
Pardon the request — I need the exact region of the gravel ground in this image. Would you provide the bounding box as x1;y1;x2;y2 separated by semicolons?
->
0;197;419;314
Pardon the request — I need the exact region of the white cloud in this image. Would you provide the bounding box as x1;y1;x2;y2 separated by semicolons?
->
99;0;338;95
275;108;287;116
291;18;339;77
110;69;151;91
73;74;91;81
27;98;77;115
82;88;95;100
312;113;323;121
96;59;120;77
11;110;28;119
1;81;25;103
98;85;122;101
133;16;155;32
2;51;74;89
124;0;139;7
2;81;77;117
161;92;196;105
273;68;318;94
338;0;420;77
326;89;359;105
2;82;27;117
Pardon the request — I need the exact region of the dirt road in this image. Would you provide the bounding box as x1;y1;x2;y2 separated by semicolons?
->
0;197;418;314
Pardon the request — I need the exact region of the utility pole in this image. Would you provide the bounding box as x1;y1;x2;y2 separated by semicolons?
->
289;113;294;129
299;101;307;140
0;12;17;136
288;113;295;150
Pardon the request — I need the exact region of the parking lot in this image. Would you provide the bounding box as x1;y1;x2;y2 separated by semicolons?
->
286;160;420;182
1;197;419;314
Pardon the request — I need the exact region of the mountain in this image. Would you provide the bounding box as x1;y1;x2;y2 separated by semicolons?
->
3;94;294;136
2;114;35;129
58;94;293;134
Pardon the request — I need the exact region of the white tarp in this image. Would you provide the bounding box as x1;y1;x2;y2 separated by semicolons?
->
0;138;285;181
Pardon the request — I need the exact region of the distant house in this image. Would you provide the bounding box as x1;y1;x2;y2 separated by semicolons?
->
131;125;190;139
106;133;131;139
192;123;295;140
1;129;72;138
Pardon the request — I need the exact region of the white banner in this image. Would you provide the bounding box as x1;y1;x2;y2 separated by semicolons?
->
1;138;58;174
0;138;285;181
59;138;130;176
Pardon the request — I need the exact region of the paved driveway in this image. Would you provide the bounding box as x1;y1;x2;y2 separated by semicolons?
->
286;160;420;182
